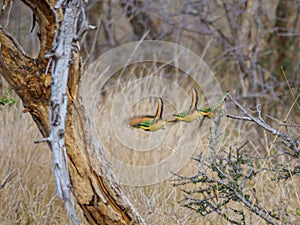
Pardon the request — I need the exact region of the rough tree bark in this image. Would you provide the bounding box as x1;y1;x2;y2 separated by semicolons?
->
0;1;145;224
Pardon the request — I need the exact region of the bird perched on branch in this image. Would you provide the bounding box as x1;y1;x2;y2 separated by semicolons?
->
129;97;166;132
198;91;228;119
169;88;201;123
198;90;228;126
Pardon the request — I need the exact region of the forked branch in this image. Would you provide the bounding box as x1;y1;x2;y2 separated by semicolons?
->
226;93;300;156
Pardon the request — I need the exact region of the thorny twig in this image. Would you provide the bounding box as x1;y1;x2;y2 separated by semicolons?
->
172;115;281;225
226;93;300;156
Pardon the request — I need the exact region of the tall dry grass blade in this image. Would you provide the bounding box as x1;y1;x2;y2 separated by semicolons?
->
0;170;16;189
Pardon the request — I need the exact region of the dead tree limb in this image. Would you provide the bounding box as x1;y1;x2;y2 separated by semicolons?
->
0;1;146;224
226;93;300;156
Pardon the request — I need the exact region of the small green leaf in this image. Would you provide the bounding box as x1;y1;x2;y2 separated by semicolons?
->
0;87;16;107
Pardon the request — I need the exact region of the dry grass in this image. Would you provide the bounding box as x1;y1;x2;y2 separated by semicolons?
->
1;58;300;224
0;86;70;225
0;1;300;224
80;62;299;224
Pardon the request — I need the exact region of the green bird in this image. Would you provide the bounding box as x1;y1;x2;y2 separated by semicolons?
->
169;88;201;123
198;91;228;118
129;97;166;132
198;90;228;126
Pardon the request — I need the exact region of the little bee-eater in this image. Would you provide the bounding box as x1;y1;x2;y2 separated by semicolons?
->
129;97;166;132
198;91;228;126
198;91;228;118
170;88;200;123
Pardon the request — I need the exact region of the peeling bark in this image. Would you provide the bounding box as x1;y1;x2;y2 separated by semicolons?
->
0;0;145;224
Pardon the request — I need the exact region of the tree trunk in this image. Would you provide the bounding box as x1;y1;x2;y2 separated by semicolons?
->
0;1;145;224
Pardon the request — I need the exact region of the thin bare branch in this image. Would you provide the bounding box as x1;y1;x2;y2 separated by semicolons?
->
226;93;300;156
226;114;253;121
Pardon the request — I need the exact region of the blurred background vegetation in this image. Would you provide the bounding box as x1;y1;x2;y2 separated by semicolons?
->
0;0;299;224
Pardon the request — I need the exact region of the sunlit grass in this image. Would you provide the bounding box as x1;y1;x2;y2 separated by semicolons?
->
1;58;299;224
0;87;70;225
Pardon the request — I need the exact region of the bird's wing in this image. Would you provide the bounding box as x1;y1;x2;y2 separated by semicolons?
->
155;97;163;119
129;116;154;127
136;119;154;128
189;88;198;112
173;112;188;118
198;107;211;116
